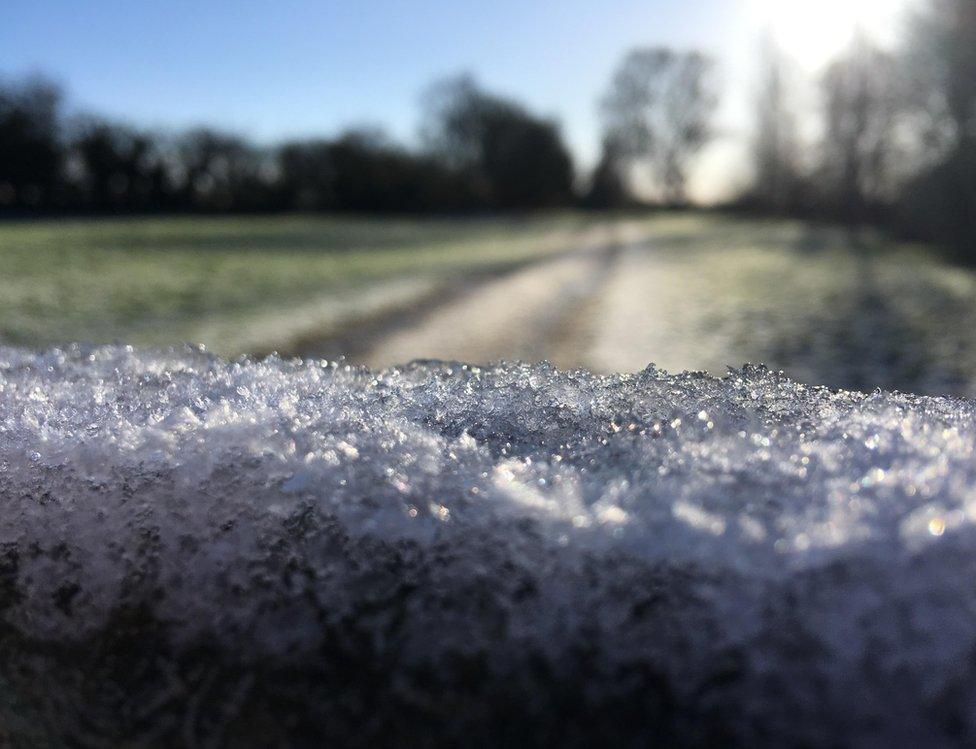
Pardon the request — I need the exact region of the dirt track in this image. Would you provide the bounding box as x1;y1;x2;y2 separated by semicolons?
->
301;217;976;397
303;223;647;370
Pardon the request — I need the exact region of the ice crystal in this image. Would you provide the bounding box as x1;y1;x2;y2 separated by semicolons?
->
1;345;975;744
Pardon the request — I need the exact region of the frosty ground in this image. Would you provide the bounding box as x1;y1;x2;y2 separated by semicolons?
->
6;212;976;400
318;216;976;399
3;346;976;746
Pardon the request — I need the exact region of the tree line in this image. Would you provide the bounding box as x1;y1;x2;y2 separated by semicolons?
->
0;73;576;215
0;47;772;219
1;0;973;259
0;51;722;216
738;0;976;258
587;0;976;260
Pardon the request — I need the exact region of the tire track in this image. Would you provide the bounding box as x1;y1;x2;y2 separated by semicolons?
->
350;225;627;368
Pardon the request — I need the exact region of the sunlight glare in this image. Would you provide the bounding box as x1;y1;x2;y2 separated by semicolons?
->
748;0;908;70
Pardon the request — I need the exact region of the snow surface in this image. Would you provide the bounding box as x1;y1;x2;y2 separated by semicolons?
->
2;345;976;745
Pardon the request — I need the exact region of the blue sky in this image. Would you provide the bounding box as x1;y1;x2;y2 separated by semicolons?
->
0;0;911;199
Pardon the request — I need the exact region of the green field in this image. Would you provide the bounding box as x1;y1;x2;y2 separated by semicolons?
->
3;211;976;398
0;212;601;355
579;216;976;396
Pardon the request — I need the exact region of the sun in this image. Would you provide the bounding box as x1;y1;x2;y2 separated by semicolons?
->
747;0;909;70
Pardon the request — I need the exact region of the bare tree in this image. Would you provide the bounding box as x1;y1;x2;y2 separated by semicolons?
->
751;39;803;212
600;48;718;204
904;0;976;158
819;35;903;220
897;0;976;253
584;135;630;208
420;74;575;208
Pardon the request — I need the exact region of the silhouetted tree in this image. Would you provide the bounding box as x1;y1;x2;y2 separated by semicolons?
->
584;135;630;208
277;139;335;210
67;118;172;211
601;48;718;205
175;128;272;211
0;72;577;216
278;128;480;213
905;0;976;152
898;0;976;254
819;35;903;222
421;75;575;209
0;75;63;210
749;39;804;213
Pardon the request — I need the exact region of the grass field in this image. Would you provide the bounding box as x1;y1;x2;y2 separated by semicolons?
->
578;217;976;395
0;212;605;355
3;211;976;398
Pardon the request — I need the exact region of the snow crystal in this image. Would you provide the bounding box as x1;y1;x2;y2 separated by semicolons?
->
2;345;976;744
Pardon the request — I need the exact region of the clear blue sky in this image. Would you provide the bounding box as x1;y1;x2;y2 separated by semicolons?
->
2;1;907;198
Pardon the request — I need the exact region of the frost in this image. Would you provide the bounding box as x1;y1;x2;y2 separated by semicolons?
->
2;345;976;744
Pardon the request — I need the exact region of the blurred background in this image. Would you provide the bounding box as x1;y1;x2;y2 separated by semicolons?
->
1;0;975;395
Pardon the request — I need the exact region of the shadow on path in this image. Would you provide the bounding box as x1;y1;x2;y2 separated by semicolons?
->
768;228;969;395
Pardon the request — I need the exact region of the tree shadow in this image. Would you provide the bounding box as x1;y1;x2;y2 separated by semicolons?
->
765;227;972;396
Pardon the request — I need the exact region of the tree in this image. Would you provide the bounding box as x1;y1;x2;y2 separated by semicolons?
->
600;48;718;205
750;39;804;213
421;75;575;209
898;0;976;253
277;129;481;214
584;135;630;208
819;35;903;222
277;139;336;210
0;75;64;209
905;0;976;154
67;118;170;210
175;128;271;211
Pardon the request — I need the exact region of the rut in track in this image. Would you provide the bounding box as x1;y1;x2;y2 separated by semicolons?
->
311;224;642;369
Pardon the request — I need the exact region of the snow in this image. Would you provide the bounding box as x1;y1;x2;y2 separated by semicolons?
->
2;345;976;744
